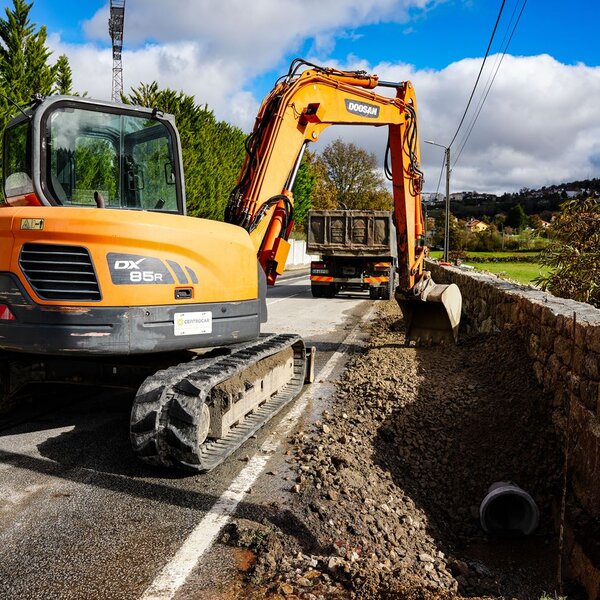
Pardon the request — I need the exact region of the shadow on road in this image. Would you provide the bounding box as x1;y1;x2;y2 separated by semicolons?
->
0;385;326;557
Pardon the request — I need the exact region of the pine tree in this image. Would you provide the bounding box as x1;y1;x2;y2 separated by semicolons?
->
0;0;55;103
0;0;31;105
24;22;54;96
506;203;527;231
0;1;77;186
53;54;73;95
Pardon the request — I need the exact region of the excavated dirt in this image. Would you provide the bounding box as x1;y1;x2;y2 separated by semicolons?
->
226;301;572;599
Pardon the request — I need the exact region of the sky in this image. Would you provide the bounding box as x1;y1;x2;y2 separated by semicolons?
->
22;0;600;194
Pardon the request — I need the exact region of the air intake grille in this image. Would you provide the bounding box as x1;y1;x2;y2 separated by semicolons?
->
19;243;101;301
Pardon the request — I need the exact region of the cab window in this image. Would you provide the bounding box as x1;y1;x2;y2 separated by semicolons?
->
3;119;32;199
45;106;180;212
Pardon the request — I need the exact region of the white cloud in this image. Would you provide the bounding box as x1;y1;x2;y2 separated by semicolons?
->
85;0;432;49
53;0;437;130
49;34;258;129
49;0;600;193
307;54;600;193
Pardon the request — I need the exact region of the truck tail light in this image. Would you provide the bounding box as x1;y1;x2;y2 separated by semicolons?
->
0;304;16;320
311;261;328;274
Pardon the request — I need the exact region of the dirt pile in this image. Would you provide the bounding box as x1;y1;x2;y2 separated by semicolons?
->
239;302;566;599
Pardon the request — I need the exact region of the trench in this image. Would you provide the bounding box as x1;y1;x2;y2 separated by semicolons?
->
369;300;590;598
373;322;568;597
248;300;592;599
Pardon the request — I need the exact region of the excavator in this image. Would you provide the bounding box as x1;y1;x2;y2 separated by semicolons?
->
0;59;461;471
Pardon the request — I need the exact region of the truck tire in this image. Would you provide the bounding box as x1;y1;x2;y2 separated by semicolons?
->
311;284;324;298
379;268;395;300
324;284;336;298
369;286;379;300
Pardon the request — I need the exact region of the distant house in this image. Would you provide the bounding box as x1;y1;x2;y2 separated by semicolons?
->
466;218;490;233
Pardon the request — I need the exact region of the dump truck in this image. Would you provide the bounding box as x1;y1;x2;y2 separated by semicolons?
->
308;209;397;300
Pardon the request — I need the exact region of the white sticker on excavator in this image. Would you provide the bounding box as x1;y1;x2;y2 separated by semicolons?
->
174;311;212;336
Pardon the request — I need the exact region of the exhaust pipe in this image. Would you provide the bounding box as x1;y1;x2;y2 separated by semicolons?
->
479;482;539;536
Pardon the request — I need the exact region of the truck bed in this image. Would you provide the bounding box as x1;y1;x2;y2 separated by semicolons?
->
306;210;396;257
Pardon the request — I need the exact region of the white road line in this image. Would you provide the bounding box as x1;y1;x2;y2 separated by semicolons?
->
139;305;376;600
266;291;305;306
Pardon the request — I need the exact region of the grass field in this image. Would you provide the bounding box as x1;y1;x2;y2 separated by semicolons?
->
429;250;539;259
470;262;549;285
428;251;548;285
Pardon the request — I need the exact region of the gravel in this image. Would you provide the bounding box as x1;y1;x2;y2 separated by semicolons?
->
226;301;566;599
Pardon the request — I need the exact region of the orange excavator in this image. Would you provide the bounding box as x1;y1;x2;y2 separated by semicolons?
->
0;59;461;471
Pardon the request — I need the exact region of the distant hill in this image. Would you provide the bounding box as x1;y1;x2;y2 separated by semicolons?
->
425;178;599;220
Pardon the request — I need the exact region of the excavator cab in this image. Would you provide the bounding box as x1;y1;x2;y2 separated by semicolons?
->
3;96;185;214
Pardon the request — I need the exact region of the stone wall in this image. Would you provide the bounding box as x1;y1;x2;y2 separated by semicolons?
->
426;260;600;597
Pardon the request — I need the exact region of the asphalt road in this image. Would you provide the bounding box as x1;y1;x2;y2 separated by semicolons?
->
0;271;373;600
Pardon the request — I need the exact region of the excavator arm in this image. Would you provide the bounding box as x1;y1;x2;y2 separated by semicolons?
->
226;60;462;343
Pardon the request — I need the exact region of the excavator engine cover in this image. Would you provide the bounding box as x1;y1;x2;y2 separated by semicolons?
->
397;282;462;345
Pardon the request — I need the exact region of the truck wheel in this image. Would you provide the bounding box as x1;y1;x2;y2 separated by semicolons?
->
369;286;379;300
311;284;324;298
379;268;395;300
324;284;336;298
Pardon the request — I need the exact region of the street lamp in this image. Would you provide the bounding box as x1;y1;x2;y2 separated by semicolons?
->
425;140;451;263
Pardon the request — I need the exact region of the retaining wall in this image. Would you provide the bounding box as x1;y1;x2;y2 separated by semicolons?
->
426;260;600;597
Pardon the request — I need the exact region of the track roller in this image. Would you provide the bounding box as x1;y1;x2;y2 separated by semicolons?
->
130;334;306;472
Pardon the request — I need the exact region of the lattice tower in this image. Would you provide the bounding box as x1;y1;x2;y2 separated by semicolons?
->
109;0;126;102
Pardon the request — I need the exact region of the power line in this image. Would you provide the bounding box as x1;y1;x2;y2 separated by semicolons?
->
447;0;507;149
453;0;521;157
452;0;528;167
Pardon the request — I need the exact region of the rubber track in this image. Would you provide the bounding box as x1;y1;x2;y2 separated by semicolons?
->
130;333;306;472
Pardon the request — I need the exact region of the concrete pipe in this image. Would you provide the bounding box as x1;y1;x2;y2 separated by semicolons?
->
479;481;539;535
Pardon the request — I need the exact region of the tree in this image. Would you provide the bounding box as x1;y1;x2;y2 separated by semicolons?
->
290;149;316;233
53;54;72;95
310;155;338;210
317;138;388;209
0;1;75;182
433;211;466;250
506;203;527;231
528;214;544;230
535;197;600;307
126;82;246;220
0;0;56;104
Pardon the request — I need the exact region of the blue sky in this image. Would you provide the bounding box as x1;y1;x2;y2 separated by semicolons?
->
30;1;600;64
20;0;600;192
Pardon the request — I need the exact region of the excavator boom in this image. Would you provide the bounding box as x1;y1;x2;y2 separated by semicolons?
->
223;60;462;343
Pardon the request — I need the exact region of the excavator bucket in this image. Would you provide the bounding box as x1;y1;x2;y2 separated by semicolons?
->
396;283;462;345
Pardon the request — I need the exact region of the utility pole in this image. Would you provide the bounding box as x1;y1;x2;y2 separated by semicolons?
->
425;140;451;262
444;145;451;263
109;0;126;102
